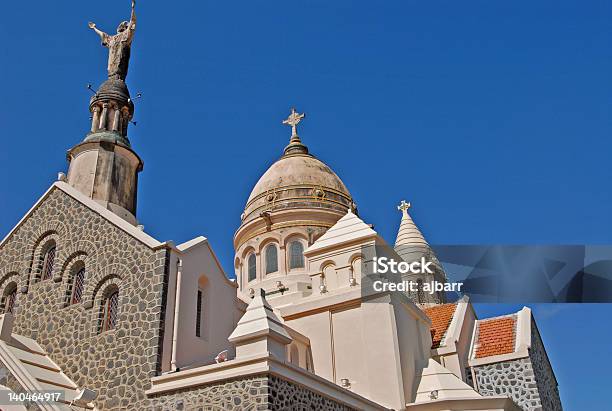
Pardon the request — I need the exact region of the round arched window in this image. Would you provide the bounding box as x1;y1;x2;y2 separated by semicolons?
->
41;244;56;281
71;266;86;305
3;283;17;314
289;241;305;269
247;254;257;282
265;244;278;274
100;288;119;333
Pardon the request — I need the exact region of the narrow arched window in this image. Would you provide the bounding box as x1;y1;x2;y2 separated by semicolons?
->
289;241;304;269
248;254;256;282
71;267;86;305
196;288;203;337
265;244;278;274
3;284;17;314
290;344;299;366
101;289;119;332
41;245;56;281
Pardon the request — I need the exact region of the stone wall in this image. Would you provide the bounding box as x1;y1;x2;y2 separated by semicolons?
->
472;320;563;411
529;321;562;411
268;375;355;411
473;358;542;411
148;374;357;411
0;188;169;410
0;188;369;410
149;375;269;411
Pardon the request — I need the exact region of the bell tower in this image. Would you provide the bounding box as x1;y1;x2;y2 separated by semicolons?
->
66;1;142;225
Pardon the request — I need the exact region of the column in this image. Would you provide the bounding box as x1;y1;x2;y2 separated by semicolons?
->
112;107;121;132
121;110;129;136
99;103;109;130
91;105;101;133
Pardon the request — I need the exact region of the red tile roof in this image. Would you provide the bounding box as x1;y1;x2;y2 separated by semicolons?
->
423;303;458;349
474;316;516;359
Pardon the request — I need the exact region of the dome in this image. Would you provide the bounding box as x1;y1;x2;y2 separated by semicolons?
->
248;154;350;202
90;79;134;111
242;151;353;224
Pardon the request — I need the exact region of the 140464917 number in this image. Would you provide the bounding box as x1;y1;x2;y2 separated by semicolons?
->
7;391;63;404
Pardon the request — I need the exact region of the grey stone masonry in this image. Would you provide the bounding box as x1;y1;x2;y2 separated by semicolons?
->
473;320;562;411
147;374;357;411
268;374;355;411
0;187;169;410
0;187;365;410
474;358;542;411
148;375;270;411
529;320;562;411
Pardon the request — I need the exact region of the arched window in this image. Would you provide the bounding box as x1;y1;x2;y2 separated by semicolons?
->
265;244;278;274
196;276;209;339
196;289;203;337
40;244;56;281
247;254;257;282
100;288;119;333
290;344;299;366
289;241;304;269
3;283;17;314
71;266;86;305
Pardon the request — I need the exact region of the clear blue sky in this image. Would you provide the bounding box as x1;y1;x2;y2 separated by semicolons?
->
1;1;610;409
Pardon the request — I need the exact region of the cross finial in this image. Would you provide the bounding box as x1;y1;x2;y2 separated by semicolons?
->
398;200;411;213
282;107;305;138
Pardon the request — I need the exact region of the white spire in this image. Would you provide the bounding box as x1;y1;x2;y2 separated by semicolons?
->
413;358;482;402
228;289;292;360
395;200;428;247
229;289;291;344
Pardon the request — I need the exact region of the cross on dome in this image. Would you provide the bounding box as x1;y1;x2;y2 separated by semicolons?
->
283;107;305;137
398;200;411;213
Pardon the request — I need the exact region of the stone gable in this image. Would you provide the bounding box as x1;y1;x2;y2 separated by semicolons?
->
0;187;169;410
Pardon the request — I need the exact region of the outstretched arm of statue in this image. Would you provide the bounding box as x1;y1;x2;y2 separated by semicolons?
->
130;0;137;29
88;22;108;41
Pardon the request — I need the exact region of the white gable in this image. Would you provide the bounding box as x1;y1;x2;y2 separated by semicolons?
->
414;358;481;402
305;210;377;255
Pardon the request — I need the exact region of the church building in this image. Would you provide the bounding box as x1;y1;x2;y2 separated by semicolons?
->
0;4;562;411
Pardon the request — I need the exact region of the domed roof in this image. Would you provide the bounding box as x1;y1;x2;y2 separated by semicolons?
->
90;79;134;111
241;148;353;224
240;109;354;225
247;154;351;204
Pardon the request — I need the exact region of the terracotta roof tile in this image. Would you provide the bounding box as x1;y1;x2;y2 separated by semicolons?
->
423;303;458;349
474;316;516;359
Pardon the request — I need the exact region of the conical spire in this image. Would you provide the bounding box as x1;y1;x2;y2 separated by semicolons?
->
395;200;428;247
394;201;448;304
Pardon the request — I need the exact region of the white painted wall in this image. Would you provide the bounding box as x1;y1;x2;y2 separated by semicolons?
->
167;239;243;370
284;292;431;410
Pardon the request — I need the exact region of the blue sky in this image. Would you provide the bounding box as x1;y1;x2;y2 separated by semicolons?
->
1;1;610;409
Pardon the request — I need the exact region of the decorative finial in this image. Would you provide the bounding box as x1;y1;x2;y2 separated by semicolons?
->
281;107;309;156
282;107;305;139
398;200;411;213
